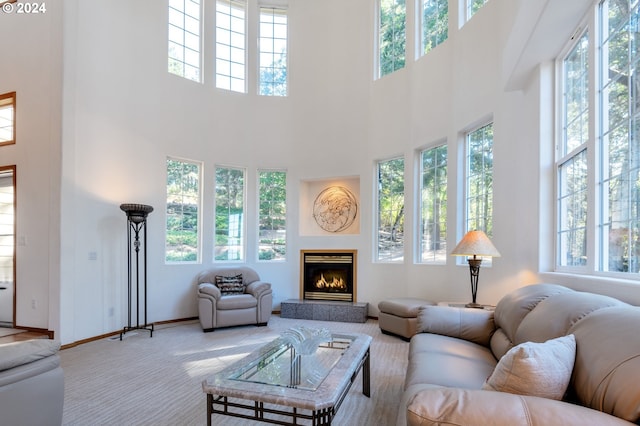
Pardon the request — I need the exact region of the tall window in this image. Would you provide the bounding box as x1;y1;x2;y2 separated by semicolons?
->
166;158;201;262
419;144;447;263
258;170;286;261
555;1;640;277
377;157;405;262
259;7;288;96
465;123;494;236
558;32;589;268
215;166;245;261
420;0;448;56
216;0;246;93
598;0;640;273
464;0;489;22
0;92;15;146
379;0;406;77
168;0;201;82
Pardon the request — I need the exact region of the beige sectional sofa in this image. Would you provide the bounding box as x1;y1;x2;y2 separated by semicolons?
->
398;283;640;425
0;338;64;426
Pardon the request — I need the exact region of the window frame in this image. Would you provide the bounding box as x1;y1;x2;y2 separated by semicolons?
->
0;92;16;147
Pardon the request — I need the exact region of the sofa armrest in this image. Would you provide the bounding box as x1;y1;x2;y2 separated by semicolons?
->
198;282;221;300
245;281;271;298
417;305;495;346
405;388;635;426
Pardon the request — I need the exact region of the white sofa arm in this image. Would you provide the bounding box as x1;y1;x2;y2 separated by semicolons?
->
198;282;221;300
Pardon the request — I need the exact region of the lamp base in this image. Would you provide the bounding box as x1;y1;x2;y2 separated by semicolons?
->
465;302;484;309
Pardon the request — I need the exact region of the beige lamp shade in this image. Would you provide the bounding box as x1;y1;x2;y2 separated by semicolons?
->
451;230;501;258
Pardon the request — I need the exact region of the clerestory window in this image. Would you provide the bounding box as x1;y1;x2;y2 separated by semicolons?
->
259;7;288;96
216;0;246;93
168;0;201;83
378;0;406;78
419;0;448;56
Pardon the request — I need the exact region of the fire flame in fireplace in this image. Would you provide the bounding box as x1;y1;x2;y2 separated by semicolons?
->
315;273;347;291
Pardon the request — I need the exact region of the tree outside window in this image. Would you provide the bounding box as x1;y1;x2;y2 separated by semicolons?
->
379;0;406;77
377;157;405;262
421;0;448;56
215;166;245;261
420;144;447;263
465;123;494;238
258;170;286;261
166;158;201;262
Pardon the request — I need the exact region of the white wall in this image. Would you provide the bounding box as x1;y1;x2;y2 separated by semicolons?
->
0;4;63;333
2;0;639;345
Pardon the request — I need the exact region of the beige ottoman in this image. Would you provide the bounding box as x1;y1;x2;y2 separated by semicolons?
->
378;298;436;340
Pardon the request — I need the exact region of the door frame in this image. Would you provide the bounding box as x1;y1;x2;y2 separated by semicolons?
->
0;165;16;327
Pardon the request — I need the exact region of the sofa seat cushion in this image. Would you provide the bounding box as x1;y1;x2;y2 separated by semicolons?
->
406;334;497;390
216;294;257;310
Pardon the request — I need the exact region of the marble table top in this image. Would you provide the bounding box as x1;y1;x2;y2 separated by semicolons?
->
202;331;372;411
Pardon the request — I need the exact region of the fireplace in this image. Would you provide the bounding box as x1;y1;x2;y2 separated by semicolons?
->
300;250;357;302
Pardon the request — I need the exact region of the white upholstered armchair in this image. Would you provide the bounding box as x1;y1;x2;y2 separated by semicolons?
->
196;266;273;332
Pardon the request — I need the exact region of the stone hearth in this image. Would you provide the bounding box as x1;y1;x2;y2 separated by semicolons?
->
280;299;368;323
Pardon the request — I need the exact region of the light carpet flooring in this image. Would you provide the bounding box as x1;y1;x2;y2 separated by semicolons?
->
60;316;409;426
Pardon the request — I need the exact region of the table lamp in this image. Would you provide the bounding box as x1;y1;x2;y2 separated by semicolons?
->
451;230;500;308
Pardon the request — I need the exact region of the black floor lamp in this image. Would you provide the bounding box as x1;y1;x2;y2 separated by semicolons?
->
120;203;154;340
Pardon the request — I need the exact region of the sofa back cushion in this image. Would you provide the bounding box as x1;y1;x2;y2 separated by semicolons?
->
418;305;495;347
569;306;640;423
196;266;260;287
491;284;572;359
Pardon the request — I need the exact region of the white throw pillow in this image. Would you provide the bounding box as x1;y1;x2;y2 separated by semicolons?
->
482;334;576;400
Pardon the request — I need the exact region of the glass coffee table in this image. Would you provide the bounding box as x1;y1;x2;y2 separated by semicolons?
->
202;330;371;425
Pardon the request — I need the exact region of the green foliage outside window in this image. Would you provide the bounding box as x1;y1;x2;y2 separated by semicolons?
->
258;171;286;261
420;145;447;263
379;0;406;77
466;124;493;237
166;159;200;262
422;0;448;55
378;157;405;261
215;167;245;261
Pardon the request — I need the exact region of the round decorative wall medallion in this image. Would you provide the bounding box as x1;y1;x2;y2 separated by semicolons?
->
312;186;358;233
